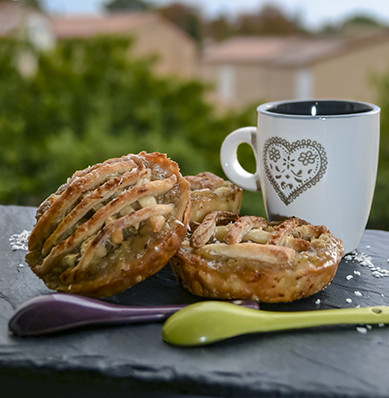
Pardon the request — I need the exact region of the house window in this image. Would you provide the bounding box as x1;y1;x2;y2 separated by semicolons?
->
295;68;313;99
218;64;235;102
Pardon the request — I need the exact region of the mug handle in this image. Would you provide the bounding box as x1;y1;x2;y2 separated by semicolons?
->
220;126;260;192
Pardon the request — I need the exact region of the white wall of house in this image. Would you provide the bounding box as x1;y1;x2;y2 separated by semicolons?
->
218;64;235;102
294;68;313;99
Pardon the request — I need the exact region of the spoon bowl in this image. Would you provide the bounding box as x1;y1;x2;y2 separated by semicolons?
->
161;301;389;346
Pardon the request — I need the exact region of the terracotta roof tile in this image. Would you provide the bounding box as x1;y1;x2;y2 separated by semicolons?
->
202;33;389;67
51;12;159;38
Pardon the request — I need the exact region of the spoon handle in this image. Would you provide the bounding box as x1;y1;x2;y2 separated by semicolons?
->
249;305;389;333
8;293;258;336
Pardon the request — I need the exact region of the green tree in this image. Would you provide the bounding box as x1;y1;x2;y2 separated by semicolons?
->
103;0;151;12
235;3;303;36
368;69;389;230
203;15;234;42
0;36;260;213
0;0;44;9
157;3;203;43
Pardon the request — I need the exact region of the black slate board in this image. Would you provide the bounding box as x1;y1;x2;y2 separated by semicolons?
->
1;205;389;398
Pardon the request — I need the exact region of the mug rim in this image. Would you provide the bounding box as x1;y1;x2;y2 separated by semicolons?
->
257;99;380;119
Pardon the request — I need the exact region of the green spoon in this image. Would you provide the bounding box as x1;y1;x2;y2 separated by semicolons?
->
161;301;389;346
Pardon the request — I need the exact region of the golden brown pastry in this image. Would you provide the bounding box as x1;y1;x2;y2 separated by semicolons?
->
185;172;242;222
26;152;191;297
170;212;344;303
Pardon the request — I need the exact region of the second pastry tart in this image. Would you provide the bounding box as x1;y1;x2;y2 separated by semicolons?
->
170;212;344;303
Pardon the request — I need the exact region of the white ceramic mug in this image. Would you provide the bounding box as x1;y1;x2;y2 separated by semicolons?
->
220;99;380;254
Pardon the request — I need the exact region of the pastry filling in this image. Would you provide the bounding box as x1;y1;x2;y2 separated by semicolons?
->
29;154;186;287
183;212;339;271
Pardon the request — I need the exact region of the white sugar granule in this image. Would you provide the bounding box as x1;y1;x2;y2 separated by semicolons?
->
356;326;368;334
346;251;389;279
354;291;363;297
346;298;352;303
352;252;375;268
315;299;321;305
9;230;30;251
346;275;353;280
353;270;361;276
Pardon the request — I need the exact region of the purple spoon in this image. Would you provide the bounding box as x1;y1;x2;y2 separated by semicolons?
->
8;293;259;336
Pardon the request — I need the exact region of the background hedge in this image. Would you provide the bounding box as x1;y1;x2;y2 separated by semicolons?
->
0;36;387;229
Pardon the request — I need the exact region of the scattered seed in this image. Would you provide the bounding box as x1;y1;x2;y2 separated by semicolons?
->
9;230;30;251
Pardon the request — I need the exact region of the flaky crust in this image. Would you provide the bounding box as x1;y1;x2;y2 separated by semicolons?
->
170;213;344;303
185;172;242;222
26;152;191;297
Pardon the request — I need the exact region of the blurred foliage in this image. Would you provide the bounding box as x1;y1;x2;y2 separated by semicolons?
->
156;2;203;44
1;35;388;229
234;4;304;36
0;35;265;216
369;70;389;230
0;0;43;8
103;0;151;12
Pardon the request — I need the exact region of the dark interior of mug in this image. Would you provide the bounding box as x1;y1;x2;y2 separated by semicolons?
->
267;100;373;116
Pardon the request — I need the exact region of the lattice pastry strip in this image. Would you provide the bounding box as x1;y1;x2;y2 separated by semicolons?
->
26;152;191;297
61;204;174;284
38;174;177;273
29;158;140;251
170;211;344;303
42;167;149;256
185;172;242;222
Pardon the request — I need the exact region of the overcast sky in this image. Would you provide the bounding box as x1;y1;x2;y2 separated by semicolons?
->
43;0;389;30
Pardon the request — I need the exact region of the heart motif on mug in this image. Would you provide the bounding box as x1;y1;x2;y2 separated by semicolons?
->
263;137;327;205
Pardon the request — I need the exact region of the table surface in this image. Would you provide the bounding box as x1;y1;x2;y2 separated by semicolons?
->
1;205;389;398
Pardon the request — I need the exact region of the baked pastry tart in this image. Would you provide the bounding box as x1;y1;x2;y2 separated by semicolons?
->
185;172;242;222
26;152;191;297
170;212;344;303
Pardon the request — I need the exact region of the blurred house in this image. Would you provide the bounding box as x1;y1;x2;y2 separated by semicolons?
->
0;2;55;50
51;12;198;78
201;33;389;106
0;2;55;75
0;2;198;79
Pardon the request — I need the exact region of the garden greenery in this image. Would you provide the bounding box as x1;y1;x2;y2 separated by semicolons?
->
0;36;387;229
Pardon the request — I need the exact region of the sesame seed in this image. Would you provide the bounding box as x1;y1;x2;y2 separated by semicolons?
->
9;230;31;251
